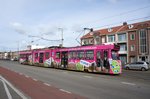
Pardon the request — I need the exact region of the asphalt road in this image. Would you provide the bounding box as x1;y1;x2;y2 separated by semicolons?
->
0;75;28;99
0;60;150;99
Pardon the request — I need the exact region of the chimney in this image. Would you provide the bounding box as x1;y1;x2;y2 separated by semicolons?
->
123;22;127;26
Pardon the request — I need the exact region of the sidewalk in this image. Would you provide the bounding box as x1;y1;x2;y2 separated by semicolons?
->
0;67;87;99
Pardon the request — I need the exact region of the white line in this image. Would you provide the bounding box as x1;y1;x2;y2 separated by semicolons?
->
19;73;23;75
44;83;51;86
0;76;28;99
7;68;10;70
25;75;29;78
0;79;12;99
121;82;136;86
84;76;92;78
59;89;71;94
14;71;17;73
33;78;37;81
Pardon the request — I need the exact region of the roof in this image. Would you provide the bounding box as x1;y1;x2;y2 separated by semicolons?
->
81;20;150;39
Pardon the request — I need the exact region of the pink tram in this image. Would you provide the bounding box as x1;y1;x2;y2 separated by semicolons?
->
19;44;122;74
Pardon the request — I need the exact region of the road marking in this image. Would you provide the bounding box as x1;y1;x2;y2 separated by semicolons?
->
33;78;38;81
14;70;17;73
7;68;10;70
25;75;29;78
121;82;136;86
44;83;51;86
59;89;71;94
83;76;92;78
19;73;23;75
0;79;12;99
0;76;27;99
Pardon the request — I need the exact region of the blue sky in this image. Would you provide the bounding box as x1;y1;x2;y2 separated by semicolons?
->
0;0;150;51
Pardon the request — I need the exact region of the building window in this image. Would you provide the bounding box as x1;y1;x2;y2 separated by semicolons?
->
108;35;115;42
120;44;127;51
130;56;136;63
118;33;126;42
82;39;88;45
102;37;105;43
89;39;94;44
139;29;147;53
119;56;127;64
95;36;100;44
130;45;135;51
130;34;135;40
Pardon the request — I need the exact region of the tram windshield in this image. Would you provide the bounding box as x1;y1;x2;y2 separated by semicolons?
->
111;50;119;60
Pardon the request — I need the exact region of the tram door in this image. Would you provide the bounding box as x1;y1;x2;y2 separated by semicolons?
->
39;53;44;63
103;50;109;70
61;51;68;68
96;51;102;67
26;54;29;62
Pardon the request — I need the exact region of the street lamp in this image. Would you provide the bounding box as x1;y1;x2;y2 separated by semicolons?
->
58;28;64;47
83;28;93;32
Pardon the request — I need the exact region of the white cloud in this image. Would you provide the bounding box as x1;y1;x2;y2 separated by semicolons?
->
10;22;28;35
108;0;120;3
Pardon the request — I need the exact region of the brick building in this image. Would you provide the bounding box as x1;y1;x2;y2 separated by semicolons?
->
81;20;150;64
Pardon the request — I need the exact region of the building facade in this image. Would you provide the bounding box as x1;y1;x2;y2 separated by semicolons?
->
0;51;18;60
81;20;150;64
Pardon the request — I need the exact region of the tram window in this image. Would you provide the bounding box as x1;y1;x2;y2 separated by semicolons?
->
96;51;101;59
20;54;23;58
111;50;119;60
72;51;76;59
45;52;49;59
20;54;22;58
35;53;38;58
77;51;84;59
68;51;76;59
104;51;108;58
68;51;73;59
56;52;60;59
21;54;24;58
22;54;25;58
86;50;94;60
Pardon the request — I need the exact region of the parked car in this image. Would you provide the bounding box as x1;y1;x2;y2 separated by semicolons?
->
11;57;18;61
125;61;150;71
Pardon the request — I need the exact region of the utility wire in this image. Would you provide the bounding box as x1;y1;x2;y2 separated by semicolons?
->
75;5;150;42
82;4;150;25
93;16;150;29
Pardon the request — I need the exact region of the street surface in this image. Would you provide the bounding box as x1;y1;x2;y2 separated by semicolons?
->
0;60;150;99
0;75;28;99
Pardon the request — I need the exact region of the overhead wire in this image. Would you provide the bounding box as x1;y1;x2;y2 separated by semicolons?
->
74;5;150;42
93;16;150;29
81;4;150;25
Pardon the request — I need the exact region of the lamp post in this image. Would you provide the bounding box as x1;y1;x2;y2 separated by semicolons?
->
83;28;93;32
58;28;64;47
83;28;94;45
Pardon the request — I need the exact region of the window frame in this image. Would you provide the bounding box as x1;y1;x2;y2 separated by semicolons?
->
85;50;94;60
56;52;60;59
130;45;135;51
130;33;135;40
108;35;115;42
45;52;49;59
77;50;85;59
118;33;126;42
